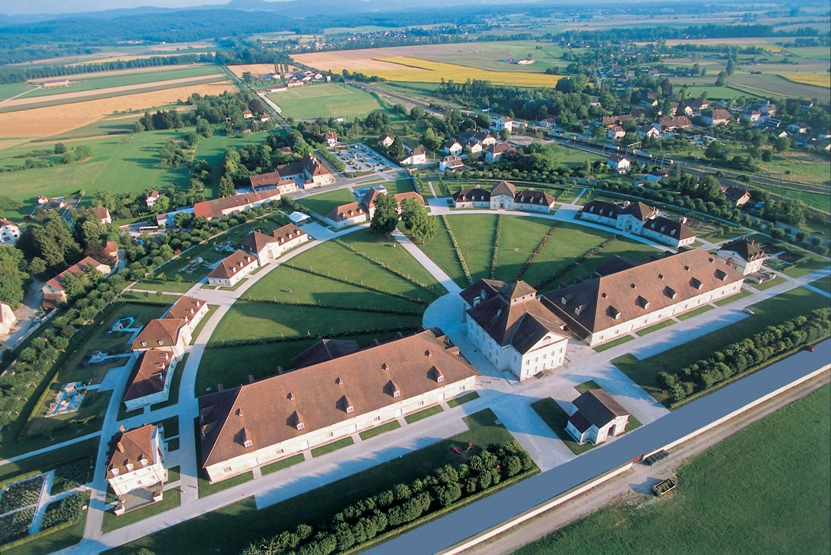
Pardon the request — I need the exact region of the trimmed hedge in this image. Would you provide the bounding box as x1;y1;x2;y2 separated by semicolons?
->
490;215;502;280
514;222;559;282
332;239;439;297
441;215;472;286
41;492;84;530
0;475;45;514
536;236;617;290
0;507;35;545
51;457;95;495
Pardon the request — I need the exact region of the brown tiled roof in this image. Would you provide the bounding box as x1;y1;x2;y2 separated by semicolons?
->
326;201;366;222
491;181;517;197
124;350;173;402
303;154;330;177
250;171;294;190
723;186;751;202
460;278;505;307
239;231;277;254
709;109;732;121
719;237;764;262
572;390;629;428
453;188;491;203
292;339;360;369
91;206;110;221
515;189;556;206
207;251;257;280
582;200;656;222
393;192;424;206
193;191;281;219
46;256;108;293
487;143;516;155
643;216;696;241
659;116;692;128
465;281;568;353
198;329;479;468
107;424;157;478
542;249;745;336
593;255;639;277
133;318;187;350
165;296;205;324
0;218;17;228
272;223;306;245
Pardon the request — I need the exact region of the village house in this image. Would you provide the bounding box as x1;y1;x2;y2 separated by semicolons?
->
607;154;631;174
566;390;630;445
132;318;191;358
638;123;662;139
399;149;427;166
0;218;20;244
702;109;732;126
197;328;478;483
91;206;112;225
451;186;491;209
485;142;516;163
581;200;696;248
325;190;424;230
460;280;570;381
439;156;465;172
717;237;766;276
206;250;258;287
443;139;463;155
542;248;745;347
238;223;309;266
723;186;752;207
658;116;692;130
249;154;335;193
123;350;178;411
0;303;16;336
646;168;669;183
536;116;558;128
164;295;209;334
607;126;626;141
41;256;112;308
145;191;160;209
686;98;709;113
491;116;514;133
243;110;253;119
452;181;555;213
600;115;635;129
324;131;339;148
380;135;395;148
192;190;282;221
106;424;167;515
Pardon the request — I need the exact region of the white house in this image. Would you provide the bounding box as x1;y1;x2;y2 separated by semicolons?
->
566;390;630;445
238;224;309;266
485;142;516;163
206;250;258;287
491;116;514;133
107;424;167;515
702;109;732;126
439;156;465;172
607;154;631;174
198;329;478;483
41;257;112;309
399;149;427;166
380;135;395;148
132;318;192;358
324;131;338;148
607;126;626;141
581;200;696;248
461;280;570;381
717;237;766;276
122;350;178;411
92;206;112;224
193;190;282;221
490;181;516;210
452;186;491;209
0;302;16;336
0;218;20;244
164;296;209;334
443;139;463;155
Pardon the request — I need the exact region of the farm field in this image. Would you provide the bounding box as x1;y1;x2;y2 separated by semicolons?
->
107;409;522;555
515;384;831;555
727;73;828;99
226;64;299;77
192;132;271;193
0;80;235;141
373;57;561;88
612;287;825;404
266;83;386;120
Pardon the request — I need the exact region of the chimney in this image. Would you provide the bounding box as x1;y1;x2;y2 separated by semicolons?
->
117;442;125;453
371;339;380;347
119;425;125;432
217;384;224;392
276;366;284;375
394;332;403;340
247;375;255;384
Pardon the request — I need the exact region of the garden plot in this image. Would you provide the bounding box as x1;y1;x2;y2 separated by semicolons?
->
331;143;393;174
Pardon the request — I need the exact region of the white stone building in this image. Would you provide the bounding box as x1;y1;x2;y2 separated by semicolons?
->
0;302;16;336
164;296;209;335
716;237;766;276
238;224;309;266
565;390;630;445
206;250;258;287
581;200;696;248
132;318;192;358
0;218;20;244
106;424;167;515
123;350;178;411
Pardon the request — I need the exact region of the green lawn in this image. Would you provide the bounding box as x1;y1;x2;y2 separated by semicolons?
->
288;242;432;303
267;83;387;121
635;319;676;337
518;222;611;289
593;335;635;352
516;385;831;555
107;409;519;555
530;398;593;455
810;275;831;294
382;178;417;195
612;287;826;404
311;437;355;458
574;380;601;395
549;235;664;289
783;255;830;278
676;305;715;321
195;332;403;396
416;216;468;288
404;405;444;424
297;188;355;218
261;454;305;475
749;276;785;291
337;228;445;294
442;215;498;283
359;420;401;441
0;438;98;483
493;217;557;283
447;391;480;408
101;488;182;533
193;132;269;196
713;287;753;306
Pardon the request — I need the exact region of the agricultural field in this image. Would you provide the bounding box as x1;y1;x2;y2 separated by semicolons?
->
0;80;235;141
266;83;386;120
515;384;831;555
727;73;828;99
226;64;300;78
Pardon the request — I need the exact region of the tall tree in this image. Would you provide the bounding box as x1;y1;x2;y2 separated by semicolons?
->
400;200;437;244
370;194;400;235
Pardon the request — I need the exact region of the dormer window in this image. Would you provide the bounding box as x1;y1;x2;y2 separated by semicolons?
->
244;439;253;448
637;296;649;309
296;422;305;431
691;278;703;290
393;390;401;398
111;468;119;476
141;341;147;347
157;340;164;346
126;463;134;471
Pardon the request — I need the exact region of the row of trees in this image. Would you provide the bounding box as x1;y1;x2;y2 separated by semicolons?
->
659;308;831;404
243;441;534;555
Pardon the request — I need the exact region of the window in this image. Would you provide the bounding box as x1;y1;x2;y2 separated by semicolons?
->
346;406;354;414
437;375;444;383
296;422;305;431
327;432;334;438
418;400;425;406
244;439;253;448
276;449;284;455
393;390;400;398
374;416;381;422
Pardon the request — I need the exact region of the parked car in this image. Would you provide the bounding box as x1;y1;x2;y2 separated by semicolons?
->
743;308;755;315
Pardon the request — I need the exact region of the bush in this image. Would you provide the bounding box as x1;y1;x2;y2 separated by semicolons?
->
40;493;84;530
0;507;35;544
52;457;95;495
0;475;45;514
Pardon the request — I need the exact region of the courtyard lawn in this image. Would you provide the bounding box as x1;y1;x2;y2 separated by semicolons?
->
296;189;355;219
107;409;522;555
311;437;355;458
574;380;601;395
443;214;499;283
447;391;480;408
196;332;404;395
266;84;387;121
635;319;676;337
337;228;446;295
713;287;753;306
783;255;830;278
515;385;831;555
101;488;181;533
518;222;611;289
359;420;401;440
549;235;664;288
676;305;714;321
382;178;417;195
810;275;831;294
412;217;467;288
612;287;826;404
593;335;635;352
404;405;444;424
261;454;305;476
288;242;433;302
493;217;557;283
749;276;785;291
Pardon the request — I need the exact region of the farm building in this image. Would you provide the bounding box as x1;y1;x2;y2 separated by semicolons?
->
566;390;630;445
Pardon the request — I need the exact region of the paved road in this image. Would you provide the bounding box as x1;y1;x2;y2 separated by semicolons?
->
366;340;831;555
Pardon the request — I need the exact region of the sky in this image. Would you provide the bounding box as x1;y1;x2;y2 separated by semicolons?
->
1;0;232;16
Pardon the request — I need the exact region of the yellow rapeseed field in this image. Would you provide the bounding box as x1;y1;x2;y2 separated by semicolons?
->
372;57;561;88
781;73;830;88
